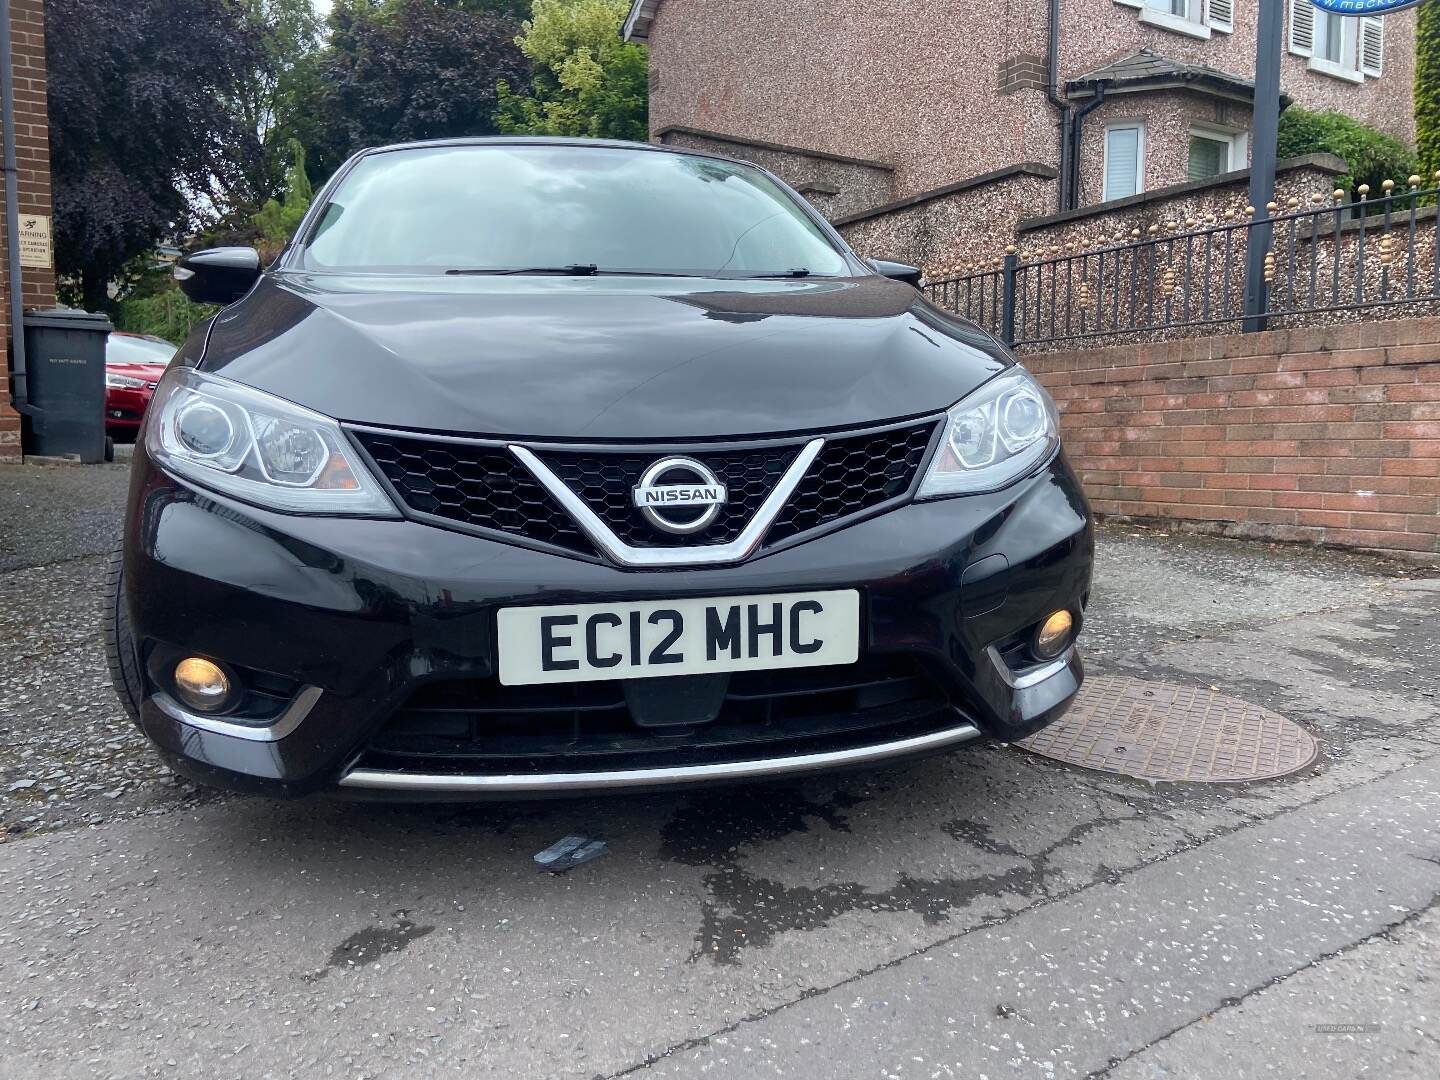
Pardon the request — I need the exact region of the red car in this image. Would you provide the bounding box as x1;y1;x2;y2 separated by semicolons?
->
105;332;175;438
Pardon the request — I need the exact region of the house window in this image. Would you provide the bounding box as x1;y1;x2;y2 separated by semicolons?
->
1103;124;1145;201
1316;10;1346;64
1290;3;1384;82
1115;0;1232;36
1188;126;1246;181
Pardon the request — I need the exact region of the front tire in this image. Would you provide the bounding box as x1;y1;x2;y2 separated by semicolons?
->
103;543;144;725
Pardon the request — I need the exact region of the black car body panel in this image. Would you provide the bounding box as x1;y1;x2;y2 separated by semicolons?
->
201;274;1007;439
126;450;1091;796
119;137;1094;799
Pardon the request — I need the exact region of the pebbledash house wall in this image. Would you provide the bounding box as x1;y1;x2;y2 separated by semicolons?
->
1016;152;1347;252
658;127;895;220
0;0;56;461
643;1;1417;218
644;1;1052;200
1029;317;1440;558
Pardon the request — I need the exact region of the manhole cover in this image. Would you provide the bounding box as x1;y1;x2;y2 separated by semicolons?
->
1017;677;1318;783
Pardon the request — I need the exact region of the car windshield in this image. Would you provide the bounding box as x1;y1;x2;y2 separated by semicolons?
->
107;335;175;365
297;144;851;278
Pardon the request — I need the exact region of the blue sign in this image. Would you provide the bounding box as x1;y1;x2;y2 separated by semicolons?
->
1310;0;1427;14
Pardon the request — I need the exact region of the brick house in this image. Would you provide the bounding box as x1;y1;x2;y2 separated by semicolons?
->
625;1;1416;269
0;0;57;461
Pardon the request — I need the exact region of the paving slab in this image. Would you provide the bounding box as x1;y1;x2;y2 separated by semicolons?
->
635;752;1440;1079
1107;905;1440;1080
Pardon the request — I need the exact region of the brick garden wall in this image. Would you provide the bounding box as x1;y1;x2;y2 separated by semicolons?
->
1027;317;1440;558
0;0;58;461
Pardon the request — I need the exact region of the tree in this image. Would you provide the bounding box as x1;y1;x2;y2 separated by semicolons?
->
251;140;315;258
46;0;263;311
216;0;325;222
1419;0;1440;182
496;0;648;142
1276;105;1418;199
303;0;530;183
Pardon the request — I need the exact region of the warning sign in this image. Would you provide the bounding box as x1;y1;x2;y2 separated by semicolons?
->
18;215;51;269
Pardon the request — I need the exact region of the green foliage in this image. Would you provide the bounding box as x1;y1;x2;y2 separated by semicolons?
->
251;141;315;256
1419;0;1440;181
496;0;648;141
220;0;325;220
111;266;217;344
301;0;530;183
1276;105;1418;197
46;0;264;311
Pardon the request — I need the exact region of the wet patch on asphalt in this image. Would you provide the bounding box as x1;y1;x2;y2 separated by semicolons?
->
1104;583;1440;747
661;781;1142;964
658;786;865;868
313;911;436;978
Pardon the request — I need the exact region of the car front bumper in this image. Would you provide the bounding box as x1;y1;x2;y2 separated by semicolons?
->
105;387;155;433
123;446;1093;798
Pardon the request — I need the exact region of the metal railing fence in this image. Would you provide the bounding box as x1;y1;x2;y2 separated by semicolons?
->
922;174;1440;349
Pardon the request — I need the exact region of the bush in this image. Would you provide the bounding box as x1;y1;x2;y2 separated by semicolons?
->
1276;105;1418;198
251;140;314;260
1419;1;1440;180
111;267;216;343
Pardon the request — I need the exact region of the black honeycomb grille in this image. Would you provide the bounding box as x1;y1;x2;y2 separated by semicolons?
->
355;433;592;554
766;421;938;544
540;447;796;547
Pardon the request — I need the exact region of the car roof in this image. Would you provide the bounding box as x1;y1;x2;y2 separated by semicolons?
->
356;135;748;168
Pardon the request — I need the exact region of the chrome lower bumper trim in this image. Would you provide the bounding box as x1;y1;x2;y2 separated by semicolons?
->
986;644;1077;690
337;721;984;793
151;685;323;742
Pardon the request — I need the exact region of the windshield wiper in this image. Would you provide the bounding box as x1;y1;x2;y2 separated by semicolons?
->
444;265;712;278
447;264;600;276
745;268;813;278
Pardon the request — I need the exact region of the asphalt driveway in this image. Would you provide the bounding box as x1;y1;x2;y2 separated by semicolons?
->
1;459;1438;1079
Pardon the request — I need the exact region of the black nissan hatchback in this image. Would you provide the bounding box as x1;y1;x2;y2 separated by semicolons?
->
106;138;1092;798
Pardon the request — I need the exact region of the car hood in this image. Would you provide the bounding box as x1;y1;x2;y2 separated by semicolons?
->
199;273;1009;440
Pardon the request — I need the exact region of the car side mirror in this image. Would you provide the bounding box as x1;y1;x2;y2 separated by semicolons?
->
173;247;262;306
870;259;923;288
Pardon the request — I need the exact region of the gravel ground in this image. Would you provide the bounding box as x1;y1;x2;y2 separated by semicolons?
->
1;460;1438;1079
0;462;215;842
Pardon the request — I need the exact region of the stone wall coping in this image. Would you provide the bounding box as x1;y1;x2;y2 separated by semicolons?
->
1020;315;1440;367
1017;154;1350;233
831;162;1060;228
1299;203;1438;239
653;126;895;172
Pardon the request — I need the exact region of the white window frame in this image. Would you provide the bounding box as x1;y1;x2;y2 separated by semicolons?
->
1187;124;1248;180
1311;8;1360;81
1138;0;1212;39
1102;122;1147;203
1291;2;1376;84
1115;0;1231;36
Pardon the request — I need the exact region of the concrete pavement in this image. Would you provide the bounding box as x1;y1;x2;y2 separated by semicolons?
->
0;461;1437;1079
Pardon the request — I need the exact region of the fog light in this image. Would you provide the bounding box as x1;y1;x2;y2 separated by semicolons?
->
173;657;232;713
1034;610;1074;660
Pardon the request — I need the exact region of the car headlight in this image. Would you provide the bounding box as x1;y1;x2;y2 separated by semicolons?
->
918;367;1060;498
145;368;397;516
106;372;149;390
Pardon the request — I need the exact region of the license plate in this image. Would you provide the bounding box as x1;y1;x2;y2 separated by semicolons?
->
497;590;860;686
